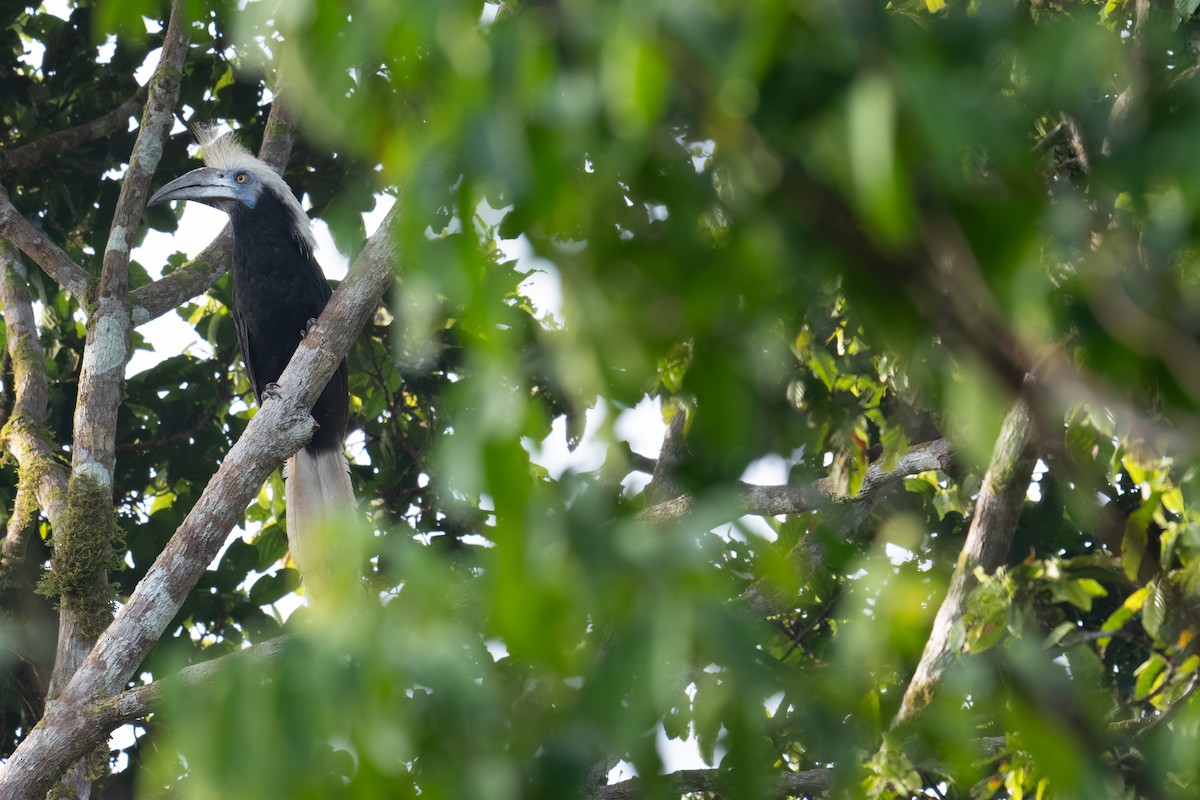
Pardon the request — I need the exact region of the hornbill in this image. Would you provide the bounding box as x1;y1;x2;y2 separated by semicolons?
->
149;127;353;590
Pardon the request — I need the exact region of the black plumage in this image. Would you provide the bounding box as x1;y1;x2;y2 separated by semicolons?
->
227;188;348;454
148;126;356;594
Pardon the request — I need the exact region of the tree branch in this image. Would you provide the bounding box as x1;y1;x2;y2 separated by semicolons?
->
0;88;148;175
94;636;291;730
98;17;188;298
644;407;687;506
0;185;402;800
0;245;68;579
39;8;190;796
591;766;833;800
0;186;91;302
0;88;153;306
1035;113;1090;176
893;396;1037;725
640;438;953;524
130;89;299;325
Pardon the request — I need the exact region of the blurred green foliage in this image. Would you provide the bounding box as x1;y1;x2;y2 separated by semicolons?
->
3;0;1200;798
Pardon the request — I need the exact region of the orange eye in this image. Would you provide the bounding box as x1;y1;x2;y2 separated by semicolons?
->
235;172;249;184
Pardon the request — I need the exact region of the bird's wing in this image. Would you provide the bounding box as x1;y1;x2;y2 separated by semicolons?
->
233;303;263;401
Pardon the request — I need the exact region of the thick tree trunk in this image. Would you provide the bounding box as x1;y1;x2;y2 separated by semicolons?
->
35;7;190;797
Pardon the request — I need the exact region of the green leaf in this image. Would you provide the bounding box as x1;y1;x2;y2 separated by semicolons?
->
1162;487;1184;515
1055;578;1107;612
254;524;290;571
1098;586;1148;650
661;705;689;742
879;423;908;474
220;539;258;580
1122;515;1148;582
248;569;301;606
848;72;914;246
692;671;725;767
1122;454;1147;486
1134;653;1167;701
962;577;1011;653
808;348;838;390
1065;645;1106;688
1044;620;1077;648
214;64;235;95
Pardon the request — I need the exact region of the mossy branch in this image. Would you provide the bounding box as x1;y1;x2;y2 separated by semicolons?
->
35;473;125;638
0;246;69;581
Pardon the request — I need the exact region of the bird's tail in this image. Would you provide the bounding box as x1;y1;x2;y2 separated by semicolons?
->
285;447;355;596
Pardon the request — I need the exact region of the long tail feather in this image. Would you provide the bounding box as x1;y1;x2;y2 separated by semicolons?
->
285;447;355;594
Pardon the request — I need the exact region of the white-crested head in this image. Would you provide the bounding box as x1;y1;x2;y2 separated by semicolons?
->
186;125;316;252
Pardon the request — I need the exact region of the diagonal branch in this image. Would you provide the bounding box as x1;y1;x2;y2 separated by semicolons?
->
0;185;402;800
0;186;91;302
0;88;148;175
130;90;299;324
893;396;1037;725
95;636;292;729
0;88;152;304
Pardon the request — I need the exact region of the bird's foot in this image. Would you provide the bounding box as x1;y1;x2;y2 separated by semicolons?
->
262;382;282;401
300;317;320;339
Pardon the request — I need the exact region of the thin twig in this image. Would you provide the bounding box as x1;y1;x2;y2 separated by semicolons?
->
640;438;953;524
116;357;234;454
0;88;148;174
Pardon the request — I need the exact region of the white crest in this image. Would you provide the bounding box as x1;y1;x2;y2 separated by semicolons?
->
190;124;316;252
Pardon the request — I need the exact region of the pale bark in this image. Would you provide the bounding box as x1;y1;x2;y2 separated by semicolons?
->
0;187;91;303
894;398;1037;725
95;636;292;730
0;246;68;574
42;7;190;797
640;437;953;524
0;187;402;800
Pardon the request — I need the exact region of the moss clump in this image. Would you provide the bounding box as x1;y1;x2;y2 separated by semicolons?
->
46;781;75;800
36;472;126;637
2;421;63;532
266;118;291;139
44;744;108;799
